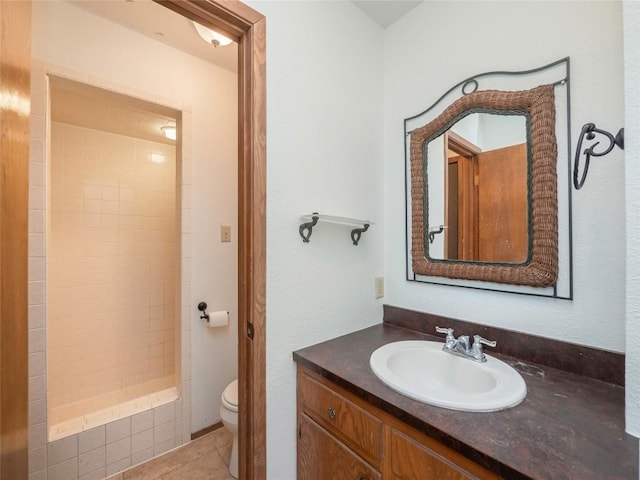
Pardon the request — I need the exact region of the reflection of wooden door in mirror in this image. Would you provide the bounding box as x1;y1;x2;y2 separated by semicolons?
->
444;132;527;263
446;158;459;259
477;144;528;263
444;131;481;261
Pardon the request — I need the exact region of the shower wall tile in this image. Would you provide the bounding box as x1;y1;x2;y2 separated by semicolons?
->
29;263;46;294
131;428;153;454
130;447;154;467
30;422;48;449
181;158;191;186
132;410;153;435
29;399;46;426
106;457;131;477
28;446;46;473
28;327;46;353
87;74;123;94
29;305;46;329
79;466;106;480
154;403;175;427
29;208;46;233
30;138;45;164
78;446;105;476
79;426;105;454
106;437;131;465
45;63;89;83
29;469;46;480
48;457;78;480
30;375;46;402
106;417;131;444
153;420;175;448
174;418;183;445
29;352;46;377
30;60;46;94
47;435;78;465
30;185;45;209
30;161;45;186
31;115;46;141
29;233;45;257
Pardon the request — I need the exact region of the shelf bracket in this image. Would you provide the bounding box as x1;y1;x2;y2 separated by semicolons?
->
299;214;319;243
350;224;370;246
428;225;445;244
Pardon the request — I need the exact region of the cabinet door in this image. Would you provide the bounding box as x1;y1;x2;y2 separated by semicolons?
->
298;370;382;465
388;428;498;480
298;415;381;480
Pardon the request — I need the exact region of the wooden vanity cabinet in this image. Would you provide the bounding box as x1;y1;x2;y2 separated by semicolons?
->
297;367;501;480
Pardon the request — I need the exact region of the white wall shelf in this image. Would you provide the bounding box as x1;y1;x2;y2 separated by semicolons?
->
299;213;373;245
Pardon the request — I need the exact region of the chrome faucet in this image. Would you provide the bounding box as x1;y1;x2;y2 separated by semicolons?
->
435;327;496;363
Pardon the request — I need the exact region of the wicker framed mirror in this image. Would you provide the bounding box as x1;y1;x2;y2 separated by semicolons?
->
410;85;558;287
404;58;572;298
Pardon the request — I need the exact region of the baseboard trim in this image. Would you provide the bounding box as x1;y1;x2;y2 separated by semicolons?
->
191;421;224;440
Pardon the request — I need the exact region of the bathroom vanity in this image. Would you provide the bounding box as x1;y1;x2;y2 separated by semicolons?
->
293;306;639;480
298;366;500;479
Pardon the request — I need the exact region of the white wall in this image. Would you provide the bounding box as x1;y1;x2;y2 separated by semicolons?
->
624;0;640;437
384;1;625;351
244;1;385;478
32;0;238;437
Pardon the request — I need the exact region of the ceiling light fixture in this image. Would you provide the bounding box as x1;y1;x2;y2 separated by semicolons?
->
150;153;165;164
161;122;177;141
192;21;233;48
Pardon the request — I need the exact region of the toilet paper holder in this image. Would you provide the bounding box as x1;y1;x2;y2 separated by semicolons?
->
197;302;210;321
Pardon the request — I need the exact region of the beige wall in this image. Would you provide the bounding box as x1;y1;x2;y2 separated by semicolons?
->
47;122;178;421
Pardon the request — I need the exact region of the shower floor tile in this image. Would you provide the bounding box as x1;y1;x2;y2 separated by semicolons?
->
107;427;234;480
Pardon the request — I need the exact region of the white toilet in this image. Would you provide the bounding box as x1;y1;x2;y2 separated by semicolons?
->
220;379;239;478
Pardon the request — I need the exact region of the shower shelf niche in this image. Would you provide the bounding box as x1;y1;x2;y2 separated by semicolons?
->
299;213;373;246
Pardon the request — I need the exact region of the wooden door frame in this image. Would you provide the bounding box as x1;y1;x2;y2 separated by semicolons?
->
444;131;481;261
0;2;31;477
157;2;267;479
0;0;266;478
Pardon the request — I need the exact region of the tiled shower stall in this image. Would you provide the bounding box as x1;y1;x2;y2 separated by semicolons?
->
28;60;194;480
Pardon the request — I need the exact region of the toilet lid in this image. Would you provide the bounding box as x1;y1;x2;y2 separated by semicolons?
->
222;379;238;412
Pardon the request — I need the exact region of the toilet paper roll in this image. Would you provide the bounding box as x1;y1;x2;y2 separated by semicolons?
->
206;310;229;328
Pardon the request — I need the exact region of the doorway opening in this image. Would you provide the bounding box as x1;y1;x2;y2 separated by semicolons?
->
22;1;265;479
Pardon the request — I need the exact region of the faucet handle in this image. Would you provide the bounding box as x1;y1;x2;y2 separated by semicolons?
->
435;326;454;336
471;335;496;361
435;326;456;348
474;335;496;348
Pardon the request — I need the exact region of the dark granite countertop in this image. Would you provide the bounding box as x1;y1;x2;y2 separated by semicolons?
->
293;323;639;480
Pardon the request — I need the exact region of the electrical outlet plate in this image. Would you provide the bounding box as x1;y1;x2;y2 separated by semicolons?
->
375;276;384;299
221;225;231;242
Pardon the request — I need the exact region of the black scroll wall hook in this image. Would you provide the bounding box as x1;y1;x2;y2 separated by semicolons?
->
573;123;624;190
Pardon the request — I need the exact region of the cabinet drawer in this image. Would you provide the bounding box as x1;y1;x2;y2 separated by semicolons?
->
298;371;382;465
298;414;381;480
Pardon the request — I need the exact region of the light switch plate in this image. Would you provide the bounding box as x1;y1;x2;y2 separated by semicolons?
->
375;276;384;299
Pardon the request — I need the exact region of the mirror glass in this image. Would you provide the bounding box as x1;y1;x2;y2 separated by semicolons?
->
426;113;529;264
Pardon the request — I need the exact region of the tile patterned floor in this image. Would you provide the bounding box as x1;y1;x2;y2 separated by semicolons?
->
107;427;235;480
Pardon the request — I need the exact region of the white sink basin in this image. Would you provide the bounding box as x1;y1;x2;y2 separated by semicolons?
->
370;340;526;412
